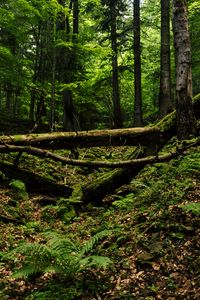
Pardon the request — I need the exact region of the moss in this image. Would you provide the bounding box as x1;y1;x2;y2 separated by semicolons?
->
193;93;200;103
152;93;200;133
154;111;176;132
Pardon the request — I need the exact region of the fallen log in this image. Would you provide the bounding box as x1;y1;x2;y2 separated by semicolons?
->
0;94;200;150
0;127;161;149
0;161;72;197
77;109;200;205
0;140;198;168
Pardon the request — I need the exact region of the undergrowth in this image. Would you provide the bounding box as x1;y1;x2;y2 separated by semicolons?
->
0;144;200;299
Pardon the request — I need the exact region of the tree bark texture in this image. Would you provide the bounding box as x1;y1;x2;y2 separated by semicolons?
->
172;0;197;139
133;0;143;126
159;0;173;118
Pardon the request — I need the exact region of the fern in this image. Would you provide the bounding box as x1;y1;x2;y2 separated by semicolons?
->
8;243;52;279
79;255;111;270
80;229;111;256
5;230;112;280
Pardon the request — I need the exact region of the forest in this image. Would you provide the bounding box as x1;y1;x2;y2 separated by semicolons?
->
0;0;200;299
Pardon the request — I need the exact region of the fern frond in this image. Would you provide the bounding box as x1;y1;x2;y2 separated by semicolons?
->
80;230;111;256
79;255;112;270
48;237;78;254
11;243;52;279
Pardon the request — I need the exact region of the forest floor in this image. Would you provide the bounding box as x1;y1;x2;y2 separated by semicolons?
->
0;142;200;299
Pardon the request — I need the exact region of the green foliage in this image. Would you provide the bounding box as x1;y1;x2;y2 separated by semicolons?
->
41;197;82;223
112;193;136;210
80;229;111;256
179;202;200;216
25;285;82;300
9;179;29;200
112;147;198;212
179;151;200;176
5;230;112;280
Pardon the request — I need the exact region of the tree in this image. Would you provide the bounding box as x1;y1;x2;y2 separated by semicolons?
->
133;0;143;126
188;0;200;95
159;0;173;118
100;0;124;128
57;0;80;131
172;0;197;139
110;1;123;128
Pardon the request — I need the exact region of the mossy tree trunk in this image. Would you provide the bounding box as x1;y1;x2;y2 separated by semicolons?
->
172;0;197;139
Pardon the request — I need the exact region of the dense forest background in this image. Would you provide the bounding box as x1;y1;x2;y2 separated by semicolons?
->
0;0;199;133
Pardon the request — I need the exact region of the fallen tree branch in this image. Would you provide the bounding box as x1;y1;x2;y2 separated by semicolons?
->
0;139;199;169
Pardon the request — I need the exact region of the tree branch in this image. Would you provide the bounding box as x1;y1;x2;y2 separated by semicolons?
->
0;139;199;169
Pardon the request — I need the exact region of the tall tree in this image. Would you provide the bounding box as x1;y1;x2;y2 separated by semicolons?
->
57;0;79;131
159;0;173;118
133;0;143;126
172;0;197;139
110;0;123;128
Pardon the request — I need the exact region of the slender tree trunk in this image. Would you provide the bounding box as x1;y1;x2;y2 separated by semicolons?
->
110;2;123;128
172;0;197;139
5;84;12;114
73;0;79;39
133;0;143;126
50;16;57;131
159;0;173;118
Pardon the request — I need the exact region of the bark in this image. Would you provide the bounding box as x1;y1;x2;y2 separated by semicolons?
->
133;0;143;126
172;0;197;139
159;0;173;118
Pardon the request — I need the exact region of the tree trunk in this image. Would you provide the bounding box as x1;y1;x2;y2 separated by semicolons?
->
73;0;79;40
133;0;143;126
5;84;12;114
0;127;163;149
172;0;197;139
29;27;41;122
110;2;123;128
50;14;57;131
57;0;79;132
159;0;173;118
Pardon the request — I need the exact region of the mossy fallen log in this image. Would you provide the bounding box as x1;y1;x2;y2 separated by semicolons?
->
0;161;72;197
1;94;200;150
0;127;161;149
73;113;199;205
